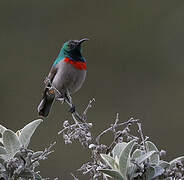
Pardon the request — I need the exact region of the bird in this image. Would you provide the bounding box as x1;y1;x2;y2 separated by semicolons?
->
38;38;89;117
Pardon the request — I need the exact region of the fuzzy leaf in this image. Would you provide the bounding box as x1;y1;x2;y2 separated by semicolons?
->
0;172;8;180
136;151;156;164
0;125;7;135
132;149;143;159
112;142;127;159
127;163;140;180
119;140;136;179
146;141;159;165
99;169;124;180
0;163;5;170
146;165;164;179
129;149;143;179
159;160;170;169
19;119;43;148
3;129;21;157
170;156;184;168
115;155;119;167
146;166;155;179
0;138;3;145
0;154;10;161
101;154;116;169
152;166;164;178
0;146;7;155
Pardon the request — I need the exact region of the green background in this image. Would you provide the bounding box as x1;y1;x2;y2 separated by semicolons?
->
1;0;184;179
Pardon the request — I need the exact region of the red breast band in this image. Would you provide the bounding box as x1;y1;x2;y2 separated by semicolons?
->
64;57;87;70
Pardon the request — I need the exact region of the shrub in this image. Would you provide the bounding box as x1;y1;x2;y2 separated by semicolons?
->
0;100;184;180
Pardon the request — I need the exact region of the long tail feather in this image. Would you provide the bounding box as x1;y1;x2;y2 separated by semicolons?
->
38;95;54;117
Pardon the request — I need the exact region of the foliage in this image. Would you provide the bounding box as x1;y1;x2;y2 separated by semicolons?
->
0;119;55;180
0;99;184;180
99;140;184;180
58;102;184;180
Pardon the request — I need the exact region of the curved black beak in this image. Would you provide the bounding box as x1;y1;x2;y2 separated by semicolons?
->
78;38;89;45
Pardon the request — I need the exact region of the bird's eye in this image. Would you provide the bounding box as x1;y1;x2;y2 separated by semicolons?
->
69;43;75;49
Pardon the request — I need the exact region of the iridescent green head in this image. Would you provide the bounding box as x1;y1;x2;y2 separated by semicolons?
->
59;38;89;59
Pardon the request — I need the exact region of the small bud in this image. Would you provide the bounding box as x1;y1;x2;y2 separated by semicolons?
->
176;161;183;168
33;161;40;167
63;134;68;139
28;152;32;158
89;144;96;149
63;120;69;127
172;167;178;171
118;137;123;143
121;129;127;135
86;132;91;137
88;123;93;127
160;150;166;157
65;139;72;144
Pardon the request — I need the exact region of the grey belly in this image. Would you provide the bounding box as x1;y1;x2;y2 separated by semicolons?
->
52;62;86;95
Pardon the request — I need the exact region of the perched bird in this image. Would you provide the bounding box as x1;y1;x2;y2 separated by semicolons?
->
38;38;89;117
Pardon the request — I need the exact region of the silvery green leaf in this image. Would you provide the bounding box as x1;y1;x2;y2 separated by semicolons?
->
0;172;8;180
159;160;170;169
0;154;11;161
101;154;116;169
152;166;164;178
146;141;159;165
0;146;7;155
115;155;119;166
0;125;7;135
33;161;40;168
146;165;164;179
19;119;43;148
119;140;136;179
145;166;155;179
132;149;143;159
127;163;140;180
112;142;127;159
0;138;3;145
136;151;156;164
99;169;124;180
3;129;21;157
170;156;184;168
0;158;3;164
0;163;5;171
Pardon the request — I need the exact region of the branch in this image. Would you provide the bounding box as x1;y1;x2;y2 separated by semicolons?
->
95;116;139;145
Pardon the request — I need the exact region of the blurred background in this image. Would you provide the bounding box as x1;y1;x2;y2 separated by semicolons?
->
1;0;184;179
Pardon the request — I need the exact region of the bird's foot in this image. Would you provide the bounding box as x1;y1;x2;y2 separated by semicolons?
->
48;89;55;95
69;105;76;113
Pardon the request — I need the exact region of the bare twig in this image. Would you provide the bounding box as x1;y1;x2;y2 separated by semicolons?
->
137;122;147;153
30;141;56;166
71;173;79;180
82;98;95;122
95;117;139;145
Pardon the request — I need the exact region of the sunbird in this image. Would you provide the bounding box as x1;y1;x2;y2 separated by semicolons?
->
38;38;89;117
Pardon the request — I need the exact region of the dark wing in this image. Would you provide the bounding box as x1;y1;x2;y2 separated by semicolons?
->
38;65;58;117
42;65;58;97
47;65;58;83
